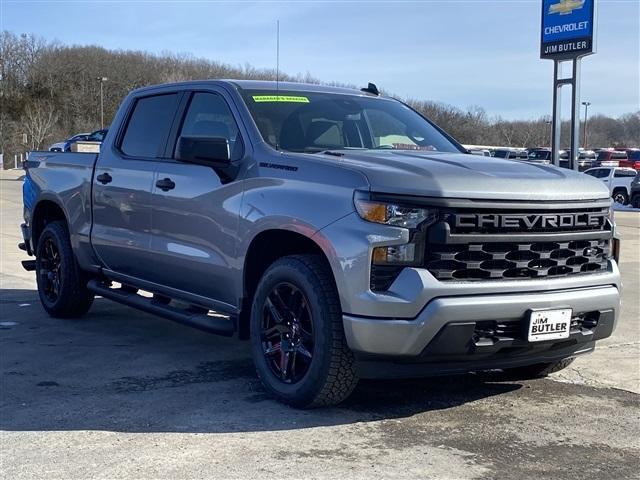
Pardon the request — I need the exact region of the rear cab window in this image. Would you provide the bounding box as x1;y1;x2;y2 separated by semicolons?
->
120;93;181;158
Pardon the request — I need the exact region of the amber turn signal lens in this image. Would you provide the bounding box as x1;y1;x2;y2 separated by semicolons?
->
357;201;387;223
372;247;388;263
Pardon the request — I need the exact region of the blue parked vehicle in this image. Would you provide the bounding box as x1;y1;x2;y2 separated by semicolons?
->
49;129;109;152
67;129;109;151
48;132;90;152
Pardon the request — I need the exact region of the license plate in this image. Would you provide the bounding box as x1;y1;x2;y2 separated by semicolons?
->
527;308;572;342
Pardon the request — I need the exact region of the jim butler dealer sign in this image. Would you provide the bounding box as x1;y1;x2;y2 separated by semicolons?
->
541;0;595;59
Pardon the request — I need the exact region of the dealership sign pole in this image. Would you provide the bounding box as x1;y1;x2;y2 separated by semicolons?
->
541;0;596;170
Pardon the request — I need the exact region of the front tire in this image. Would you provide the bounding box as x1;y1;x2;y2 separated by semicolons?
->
35;221;94;318
503;357;575;380
249;254;358;408
612;189;628;205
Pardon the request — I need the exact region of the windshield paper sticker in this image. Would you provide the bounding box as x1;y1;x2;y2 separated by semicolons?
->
252;95;310;103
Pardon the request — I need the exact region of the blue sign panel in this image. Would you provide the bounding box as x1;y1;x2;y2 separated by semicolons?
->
541;0;595;59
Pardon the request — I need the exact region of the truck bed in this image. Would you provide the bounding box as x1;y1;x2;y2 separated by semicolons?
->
24;151;98;266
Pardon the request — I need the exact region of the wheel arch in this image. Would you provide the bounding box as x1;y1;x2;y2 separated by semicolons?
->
31;199;69;250
239;228;335;339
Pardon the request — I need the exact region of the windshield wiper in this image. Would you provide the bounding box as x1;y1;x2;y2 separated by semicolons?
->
323;150;344;157
373;145;396;150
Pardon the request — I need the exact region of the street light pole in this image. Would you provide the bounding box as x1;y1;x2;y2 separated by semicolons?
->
97;77;108;129
581;101;591;149
545;118;552;148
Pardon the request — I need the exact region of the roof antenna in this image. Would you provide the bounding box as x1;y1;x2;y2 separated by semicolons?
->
276;20;280;89
361;82;380;96
276;19;280;151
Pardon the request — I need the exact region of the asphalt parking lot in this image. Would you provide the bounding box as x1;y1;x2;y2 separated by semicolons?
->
1;169;639;479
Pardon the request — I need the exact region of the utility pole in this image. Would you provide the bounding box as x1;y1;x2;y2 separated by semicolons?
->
581;101;591;149
97;77;108;129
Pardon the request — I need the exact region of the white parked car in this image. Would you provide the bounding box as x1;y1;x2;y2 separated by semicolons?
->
584;167;638;205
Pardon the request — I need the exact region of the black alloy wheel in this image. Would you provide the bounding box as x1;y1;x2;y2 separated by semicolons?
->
35;221;94;318
39;237;62;303
260;282;314;384
250;255;358;408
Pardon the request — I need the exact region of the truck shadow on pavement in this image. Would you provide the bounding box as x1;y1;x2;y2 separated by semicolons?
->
1;289;522;433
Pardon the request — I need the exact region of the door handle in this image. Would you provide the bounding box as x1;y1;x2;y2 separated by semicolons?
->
96;172;112;184
156;177;176;192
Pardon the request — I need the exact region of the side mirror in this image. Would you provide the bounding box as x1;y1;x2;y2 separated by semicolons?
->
176;136;230;167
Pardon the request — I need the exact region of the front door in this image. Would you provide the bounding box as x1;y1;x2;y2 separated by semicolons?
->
149;90;246;307
92;92;181;281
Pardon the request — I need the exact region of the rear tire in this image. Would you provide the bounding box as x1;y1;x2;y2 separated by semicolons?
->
249;254;358;408
612;189;628;205
632;195;640;209
35;221;94;318
503;357;575;380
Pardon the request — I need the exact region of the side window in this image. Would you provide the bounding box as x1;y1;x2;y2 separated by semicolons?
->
587;169;607;178
178;92;243;161
120;94;180;158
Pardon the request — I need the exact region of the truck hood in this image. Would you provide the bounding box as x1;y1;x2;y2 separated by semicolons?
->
329;151;610;201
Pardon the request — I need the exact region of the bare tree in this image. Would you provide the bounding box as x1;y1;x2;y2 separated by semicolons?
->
22;100;58;150
1;29;638;168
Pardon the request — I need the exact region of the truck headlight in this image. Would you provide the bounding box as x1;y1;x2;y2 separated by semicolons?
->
354;193;438;269
354;196;438;229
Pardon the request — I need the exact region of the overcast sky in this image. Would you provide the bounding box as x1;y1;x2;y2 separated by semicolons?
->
2;0;638;119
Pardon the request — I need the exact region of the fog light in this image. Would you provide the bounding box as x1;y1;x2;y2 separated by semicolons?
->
373;244;416;265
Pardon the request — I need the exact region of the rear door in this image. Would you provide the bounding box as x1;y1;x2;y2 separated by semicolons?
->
148;89;246;306
92;92;182;281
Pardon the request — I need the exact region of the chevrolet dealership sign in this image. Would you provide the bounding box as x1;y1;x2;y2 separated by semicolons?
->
541;0;595;59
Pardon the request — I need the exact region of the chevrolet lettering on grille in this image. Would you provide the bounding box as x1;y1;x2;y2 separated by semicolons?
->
454;212;607;229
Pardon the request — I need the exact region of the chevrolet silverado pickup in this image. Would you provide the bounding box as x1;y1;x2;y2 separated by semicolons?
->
20;80;621;407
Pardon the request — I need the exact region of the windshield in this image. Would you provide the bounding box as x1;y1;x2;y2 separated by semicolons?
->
240;90;462;154
529;150;551;160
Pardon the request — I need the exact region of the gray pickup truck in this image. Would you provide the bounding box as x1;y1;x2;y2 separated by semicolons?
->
21;80;621;407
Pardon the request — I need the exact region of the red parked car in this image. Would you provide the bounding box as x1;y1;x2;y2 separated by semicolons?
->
596;150;627;167
619;150;640;170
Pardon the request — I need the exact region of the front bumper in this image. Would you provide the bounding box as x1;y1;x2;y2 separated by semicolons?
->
344;284;619;360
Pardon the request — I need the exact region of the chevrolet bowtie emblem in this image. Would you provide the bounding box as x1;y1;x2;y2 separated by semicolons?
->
549;0;585;15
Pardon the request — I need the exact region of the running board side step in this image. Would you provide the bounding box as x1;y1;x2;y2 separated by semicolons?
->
87;279;236;337
21;260;36;271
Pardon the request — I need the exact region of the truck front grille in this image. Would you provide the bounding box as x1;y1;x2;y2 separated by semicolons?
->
425;239;609;281
368;202;613;291
423;204;612;283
